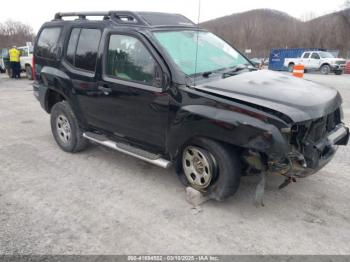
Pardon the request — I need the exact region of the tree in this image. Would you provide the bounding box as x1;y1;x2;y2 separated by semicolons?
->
0;20;35;48
343;0;350;9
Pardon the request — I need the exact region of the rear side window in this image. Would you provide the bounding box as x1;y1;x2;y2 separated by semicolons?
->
66;28;81;65
36;27;61;59
75;29;101;71
302;52;310;58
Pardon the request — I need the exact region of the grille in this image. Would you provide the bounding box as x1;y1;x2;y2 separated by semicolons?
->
307;109;341;142
291;108;341;146
336;61;346;65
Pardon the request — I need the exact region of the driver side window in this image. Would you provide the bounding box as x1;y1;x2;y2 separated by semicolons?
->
106;34;161;87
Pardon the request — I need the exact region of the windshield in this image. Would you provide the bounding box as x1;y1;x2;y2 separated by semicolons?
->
319;52;334;58
153;30;249;75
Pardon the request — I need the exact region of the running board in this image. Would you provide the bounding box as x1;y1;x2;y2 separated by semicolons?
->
83;132;171;169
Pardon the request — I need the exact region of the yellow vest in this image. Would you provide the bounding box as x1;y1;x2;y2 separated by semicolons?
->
9;48;20;62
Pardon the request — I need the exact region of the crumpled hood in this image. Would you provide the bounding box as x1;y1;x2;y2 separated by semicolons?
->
323;58;346;63
195;70;342;123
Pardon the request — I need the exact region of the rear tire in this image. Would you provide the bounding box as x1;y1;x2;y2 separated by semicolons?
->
320;64;330;75
288;63;294;72
177;137;241;201
50;101;88;153
25;65;33;80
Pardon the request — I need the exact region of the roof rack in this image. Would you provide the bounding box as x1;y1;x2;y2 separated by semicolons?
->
54;11;148;25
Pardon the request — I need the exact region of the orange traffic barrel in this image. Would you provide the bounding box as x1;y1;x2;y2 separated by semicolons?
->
345;61;350;74
292;64;304;78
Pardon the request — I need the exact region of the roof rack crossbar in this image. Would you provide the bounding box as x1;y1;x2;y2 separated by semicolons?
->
54;12;110;20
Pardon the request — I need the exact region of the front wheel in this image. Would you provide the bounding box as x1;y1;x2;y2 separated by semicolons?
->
25;65;33;80
50;101;88;153
320;64;331;75
177;138;241;201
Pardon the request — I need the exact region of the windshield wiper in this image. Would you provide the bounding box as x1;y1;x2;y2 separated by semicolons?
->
202;71;213;78
221;65;249;78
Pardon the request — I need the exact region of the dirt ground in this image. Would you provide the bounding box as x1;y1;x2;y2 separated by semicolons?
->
0;72;349;255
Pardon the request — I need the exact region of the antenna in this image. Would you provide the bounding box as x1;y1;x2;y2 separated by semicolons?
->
193;0;201;86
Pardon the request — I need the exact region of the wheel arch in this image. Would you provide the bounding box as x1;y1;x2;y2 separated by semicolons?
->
45;88;68;113
320;63;331;68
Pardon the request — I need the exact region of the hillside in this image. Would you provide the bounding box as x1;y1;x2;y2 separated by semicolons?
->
201;8;350;58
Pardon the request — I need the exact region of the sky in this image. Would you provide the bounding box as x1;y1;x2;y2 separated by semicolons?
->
0;0;346;33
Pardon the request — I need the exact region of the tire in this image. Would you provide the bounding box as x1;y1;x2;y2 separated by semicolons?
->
7;68;12;77
177;137;241;201
335;70;343;75
25;65;33;80
288;63;294;72
320;64;330;75
50;101;88;153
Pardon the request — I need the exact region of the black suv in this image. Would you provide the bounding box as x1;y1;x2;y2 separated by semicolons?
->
33;11;349;201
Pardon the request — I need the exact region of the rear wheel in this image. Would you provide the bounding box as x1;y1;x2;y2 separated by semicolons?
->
25;65;33;80
177;137;241;201
50;101;88;153
7;68;12;77
288;63;294;72
320;64;330;75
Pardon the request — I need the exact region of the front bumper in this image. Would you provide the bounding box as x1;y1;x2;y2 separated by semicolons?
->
271;124;349;177
331;64;346;71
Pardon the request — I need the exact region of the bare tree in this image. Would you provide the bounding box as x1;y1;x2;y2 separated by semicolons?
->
0;20;35;48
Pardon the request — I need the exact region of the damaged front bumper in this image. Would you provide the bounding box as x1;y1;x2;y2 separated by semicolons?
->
270;124;349;178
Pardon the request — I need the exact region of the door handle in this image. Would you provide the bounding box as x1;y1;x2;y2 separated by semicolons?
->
98;85;112;95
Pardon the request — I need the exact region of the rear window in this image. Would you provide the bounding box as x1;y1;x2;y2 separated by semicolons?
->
36;27;61;59
66;28;81;65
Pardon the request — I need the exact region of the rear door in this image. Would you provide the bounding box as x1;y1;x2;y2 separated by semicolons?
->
301;52;311;68
60;25;103;125
309;52;322;69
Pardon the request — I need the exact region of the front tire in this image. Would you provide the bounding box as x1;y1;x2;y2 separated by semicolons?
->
25;65;33;80
50;101;88;153
177;138;241;201
320;64;330;75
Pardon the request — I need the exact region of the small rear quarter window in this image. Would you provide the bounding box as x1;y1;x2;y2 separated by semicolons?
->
36;27;61;59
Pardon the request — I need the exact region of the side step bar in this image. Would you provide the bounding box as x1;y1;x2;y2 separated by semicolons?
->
83;132;172;169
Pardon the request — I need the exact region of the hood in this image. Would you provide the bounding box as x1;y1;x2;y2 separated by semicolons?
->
195;70;342;123
323;58;346;63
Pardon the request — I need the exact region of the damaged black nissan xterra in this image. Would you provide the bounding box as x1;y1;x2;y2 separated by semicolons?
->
33;11;349;203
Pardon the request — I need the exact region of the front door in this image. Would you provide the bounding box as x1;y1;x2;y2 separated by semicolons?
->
83;32;170;150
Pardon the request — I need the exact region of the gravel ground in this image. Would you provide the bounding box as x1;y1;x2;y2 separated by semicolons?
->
0;72;349;255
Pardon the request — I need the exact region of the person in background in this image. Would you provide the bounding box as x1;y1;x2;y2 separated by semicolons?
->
8;46;21;79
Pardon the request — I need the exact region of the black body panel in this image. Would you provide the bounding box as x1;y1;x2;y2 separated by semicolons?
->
33;11;349;178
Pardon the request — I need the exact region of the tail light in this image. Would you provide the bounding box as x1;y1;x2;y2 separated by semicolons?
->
32;55;35;80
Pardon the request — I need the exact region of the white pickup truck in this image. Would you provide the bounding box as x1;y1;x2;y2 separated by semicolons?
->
18;45;34;80
284;51;346;75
